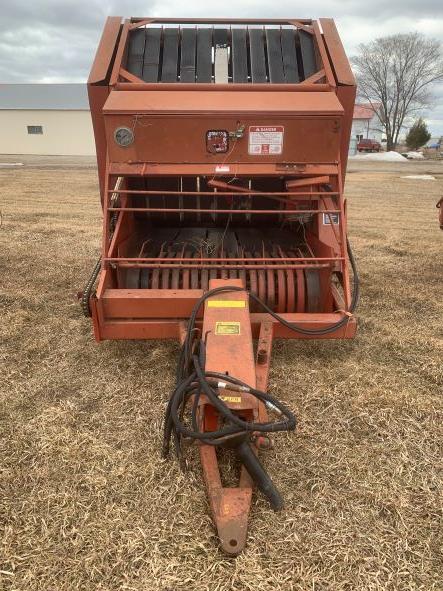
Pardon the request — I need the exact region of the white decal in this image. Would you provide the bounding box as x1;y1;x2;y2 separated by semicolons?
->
248;126;284;155
323;213;340;225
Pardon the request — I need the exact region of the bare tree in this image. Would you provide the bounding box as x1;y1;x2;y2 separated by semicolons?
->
352;33;443;151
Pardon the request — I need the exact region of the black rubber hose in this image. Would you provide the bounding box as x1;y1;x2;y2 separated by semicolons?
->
163;186;360;510
235;440;284;511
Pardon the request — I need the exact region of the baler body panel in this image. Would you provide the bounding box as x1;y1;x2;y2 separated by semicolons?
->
104;91;343;164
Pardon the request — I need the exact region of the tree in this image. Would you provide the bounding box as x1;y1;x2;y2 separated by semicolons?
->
352;33;443;151
405;118;431;150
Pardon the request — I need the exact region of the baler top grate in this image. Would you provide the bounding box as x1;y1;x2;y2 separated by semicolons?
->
125;25;318;84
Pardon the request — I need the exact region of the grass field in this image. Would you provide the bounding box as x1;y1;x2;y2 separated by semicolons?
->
1;158;442;591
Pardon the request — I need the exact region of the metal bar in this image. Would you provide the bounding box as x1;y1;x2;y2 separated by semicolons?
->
107;189;340;196
98;317;356;341
300;69;326;85
108;207;341;215
113;263;332;270
337;167;351;309
130;18;313;25
119;67;144;83
102;164;111;260
255;321;274;393
105;256;343;262
108;163;340;177
108;207;341;214
110;19;130;85
114;82;331;91
311;21;336;88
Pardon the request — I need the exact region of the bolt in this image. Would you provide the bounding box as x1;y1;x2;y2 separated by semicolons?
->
257;348;268;365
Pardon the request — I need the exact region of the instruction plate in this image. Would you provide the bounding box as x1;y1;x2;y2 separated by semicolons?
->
322;213;340;225
248;126;284;155
215;321;241;335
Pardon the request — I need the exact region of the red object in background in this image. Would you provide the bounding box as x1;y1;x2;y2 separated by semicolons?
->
357;138;381;152
437;197;443;229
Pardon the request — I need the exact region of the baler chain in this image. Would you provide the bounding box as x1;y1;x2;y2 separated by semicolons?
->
80;257;102;317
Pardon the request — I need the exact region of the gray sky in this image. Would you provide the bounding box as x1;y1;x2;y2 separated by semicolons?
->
1;0;442;135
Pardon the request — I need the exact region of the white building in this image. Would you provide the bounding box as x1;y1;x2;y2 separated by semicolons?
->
0;84;95;156
351;103;383;142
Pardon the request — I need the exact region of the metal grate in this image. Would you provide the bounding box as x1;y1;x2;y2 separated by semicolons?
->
125;26;318;84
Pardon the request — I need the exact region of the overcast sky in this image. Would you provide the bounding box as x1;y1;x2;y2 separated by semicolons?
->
1;0;442;135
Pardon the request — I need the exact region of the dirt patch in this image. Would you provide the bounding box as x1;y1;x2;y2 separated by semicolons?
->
1;163;442;591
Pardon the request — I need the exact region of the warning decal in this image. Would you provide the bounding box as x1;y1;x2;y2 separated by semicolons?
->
220;395;242;404
248;126;284;155
208;300;246;309
215;321;241;335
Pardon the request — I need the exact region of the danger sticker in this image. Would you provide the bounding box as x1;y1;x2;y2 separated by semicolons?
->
215;321;241;335
248;126;284;155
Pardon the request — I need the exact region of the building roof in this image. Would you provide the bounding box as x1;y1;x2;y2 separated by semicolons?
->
0;84;89;110
353;103;380;120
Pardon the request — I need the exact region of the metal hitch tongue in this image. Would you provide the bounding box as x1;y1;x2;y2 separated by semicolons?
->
195;280;290;554
222;434;284;511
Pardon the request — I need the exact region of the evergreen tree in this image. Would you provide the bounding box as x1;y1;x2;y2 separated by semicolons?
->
406;118;431;150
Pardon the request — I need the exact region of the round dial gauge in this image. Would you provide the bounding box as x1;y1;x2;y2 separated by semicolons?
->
114;126;134;147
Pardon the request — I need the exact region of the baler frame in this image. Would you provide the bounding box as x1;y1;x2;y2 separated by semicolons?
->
85;15;358;554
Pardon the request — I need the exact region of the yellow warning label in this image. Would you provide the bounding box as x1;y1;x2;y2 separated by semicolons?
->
220;395;242;404
215;321;241;335
208;300;246;308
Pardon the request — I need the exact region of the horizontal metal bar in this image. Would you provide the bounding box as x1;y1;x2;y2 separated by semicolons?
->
130;17;313;24
107;189;340;196
108;207;340;214
107;163;340;178
115;82;331;92
105;256;343;262
112;263;331;270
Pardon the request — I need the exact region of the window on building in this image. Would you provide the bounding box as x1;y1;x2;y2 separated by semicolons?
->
27;125;43;135
356;134;363;141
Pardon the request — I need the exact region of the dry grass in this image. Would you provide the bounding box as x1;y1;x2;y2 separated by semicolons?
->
1;159;442;591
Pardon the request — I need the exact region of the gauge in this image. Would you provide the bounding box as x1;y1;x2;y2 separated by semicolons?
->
114;126;134;147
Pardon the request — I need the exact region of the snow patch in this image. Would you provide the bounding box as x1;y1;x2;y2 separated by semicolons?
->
349;151;407;162
401;174;436;180
404;151;425;160
0;162;24;167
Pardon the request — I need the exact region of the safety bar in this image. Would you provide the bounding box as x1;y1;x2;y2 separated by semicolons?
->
108;207;341;215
